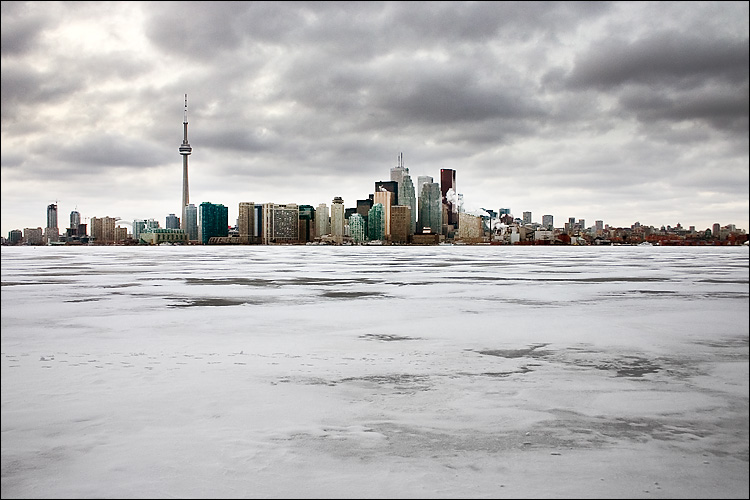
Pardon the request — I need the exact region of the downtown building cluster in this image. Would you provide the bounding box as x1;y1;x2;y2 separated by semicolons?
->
4;96;747;247
5;175;748;247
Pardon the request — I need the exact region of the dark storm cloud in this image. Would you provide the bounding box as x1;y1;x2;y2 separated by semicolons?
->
619;85;750;133
565;32;749;89
560;29;750;137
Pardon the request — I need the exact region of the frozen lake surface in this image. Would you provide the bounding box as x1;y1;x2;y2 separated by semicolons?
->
2;245;748;498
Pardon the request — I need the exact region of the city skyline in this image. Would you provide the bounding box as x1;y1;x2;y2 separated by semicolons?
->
2;2;748;236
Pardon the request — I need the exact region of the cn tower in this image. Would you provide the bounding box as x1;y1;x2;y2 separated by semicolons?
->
179;94;192;230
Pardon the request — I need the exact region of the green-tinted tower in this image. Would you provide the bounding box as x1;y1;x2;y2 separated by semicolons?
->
367;203;385;241
349;213;366;243
199;202;228;244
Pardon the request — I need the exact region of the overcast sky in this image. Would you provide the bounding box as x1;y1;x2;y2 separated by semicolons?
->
2;1;748;236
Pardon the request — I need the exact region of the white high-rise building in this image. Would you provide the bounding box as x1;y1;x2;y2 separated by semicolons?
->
316;203;330;237
262;203;299;244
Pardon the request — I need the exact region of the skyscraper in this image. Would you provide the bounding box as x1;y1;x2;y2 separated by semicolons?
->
440;169;457;228
185;204;198;241
199;202;228;245
262;203;299;244
133;219;146;241
179;94;192;232
390;153;417;235
417;175;432;201
238;202;257;244
8;229;22;245
373;188;393;239
90;216;116;244
298;204;316;243
316;203;330;237
374;181;398;205
46;203;58;230
367;203;385;241
331;196;345;244
356;198;373;228
390;205;411;244
419;181;442;234
70;210;80;229
166;213;180;229
45;203;59;243
349;213;366;243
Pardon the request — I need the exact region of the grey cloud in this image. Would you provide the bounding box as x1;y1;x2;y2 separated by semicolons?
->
619;84;749;133
143;2;610;63
0;150;25;169
279;51;545;134
32;133;171;170
551;29;749;139
375;77;543;125
0;2;54;56
200;127;281;154
565;31;749;89
67;51;154;84
0;63;82;123
393;1;608;44
143;2;277;59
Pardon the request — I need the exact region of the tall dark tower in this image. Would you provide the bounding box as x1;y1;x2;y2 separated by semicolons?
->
440;168;457;226
179;94;192;231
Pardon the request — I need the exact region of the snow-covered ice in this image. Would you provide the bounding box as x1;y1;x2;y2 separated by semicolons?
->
2;245;748;498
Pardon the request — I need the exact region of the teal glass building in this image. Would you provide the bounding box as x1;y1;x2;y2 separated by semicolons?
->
367;203;385;241
349;213;366;243
199;202;228;245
